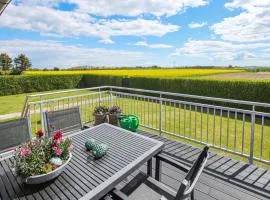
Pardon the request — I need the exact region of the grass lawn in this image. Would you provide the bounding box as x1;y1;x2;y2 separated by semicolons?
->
0;89;96;115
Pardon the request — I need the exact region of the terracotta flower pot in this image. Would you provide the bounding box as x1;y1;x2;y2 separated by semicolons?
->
94;113;108;125
109;114;119;126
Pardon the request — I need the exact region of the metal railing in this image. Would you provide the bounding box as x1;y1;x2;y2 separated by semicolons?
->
23;86;270;165
21;86;108;118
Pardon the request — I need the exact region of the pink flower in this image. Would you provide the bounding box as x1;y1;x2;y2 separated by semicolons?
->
55;139;61;145
19;147;30;157
52;146;58;151
55;148;62;156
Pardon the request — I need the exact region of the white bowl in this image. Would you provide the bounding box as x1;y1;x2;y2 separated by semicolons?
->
24;153;72;184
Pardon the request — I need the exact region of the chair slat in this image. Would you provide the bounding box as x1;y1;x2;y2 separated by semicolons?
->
44;107;83;137
0;118;31;152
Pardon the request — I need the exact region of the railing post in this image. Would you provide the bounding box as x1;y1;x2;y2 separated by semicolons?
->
27;105;33;138
159;93;162;136
98;88;101;106
40;102;45;132
249;105;255;164
109;88;113;106
21;96;29;118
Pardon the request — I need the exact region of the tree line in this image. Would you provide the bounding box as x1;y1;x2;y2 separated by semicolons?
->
0;53;32;75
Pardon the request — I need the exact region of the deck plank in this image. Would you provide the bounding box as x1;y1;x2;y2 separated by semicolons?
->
136;130;270;200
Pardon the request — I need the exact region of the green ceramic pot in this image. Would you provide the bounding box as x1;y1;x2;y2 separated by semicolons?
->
119;115;139;132
128;115;139;132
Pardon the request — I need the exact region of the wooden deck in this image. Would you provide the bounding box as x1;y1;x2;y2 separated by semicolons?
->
116;130;270;200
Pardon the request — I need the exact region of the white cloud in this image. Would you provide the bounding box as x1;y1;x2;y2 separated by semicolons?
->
224;0;270;10
74;0;209;17
16;0;209;17
0;39;148;67
188;22;207;29
99;38;114;44
171;39;270;62
0;4;180;40
211;0;270;42
134;41;173;49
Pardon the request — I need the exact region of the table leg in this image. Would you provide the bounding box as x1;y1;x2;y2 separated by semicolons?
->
147;158;152;177
155;157;161;181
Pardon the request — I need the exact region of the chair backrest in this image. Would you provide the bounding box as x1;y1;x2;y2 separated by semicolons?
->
45;107;83;137
175;146;209;200
0;118;31;152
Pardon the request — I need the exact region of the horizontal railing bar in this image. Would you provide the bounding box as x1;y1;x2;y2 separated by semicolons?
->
29;91;108;105
111;91;269;116
109;86;270;108
26;86;109;98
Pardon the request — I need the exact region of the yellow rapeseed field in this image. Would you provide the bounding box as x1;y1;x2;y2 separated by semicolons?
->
25;68;244;78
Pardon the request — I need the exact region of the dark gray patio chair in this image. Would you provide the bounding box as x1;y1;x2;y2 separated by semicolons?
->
111;146;209;200
44;107;84;137
0;118;31;153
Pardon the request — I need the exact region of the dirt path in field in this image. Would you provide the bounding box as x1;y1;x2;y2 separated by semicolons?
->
0;96;115;121
204;72;270;80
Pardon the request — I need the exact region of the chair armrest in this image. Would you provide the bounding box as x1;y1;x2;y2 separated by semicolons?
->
0;149;15;160
156;153;189;173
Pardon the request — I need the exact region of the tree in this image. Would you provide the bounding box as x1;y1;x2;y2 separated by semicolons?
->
54;67;60;71
0;53;13;70
14;54;32;71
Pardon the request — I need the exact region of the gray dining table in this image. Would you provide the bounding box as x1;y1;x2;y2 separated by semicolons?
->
0;123;164;200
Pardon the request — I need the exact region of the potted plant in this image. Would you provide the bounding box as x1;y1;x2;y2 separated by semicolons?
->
93;106;108;125
14;130;73;184
108;106;121;126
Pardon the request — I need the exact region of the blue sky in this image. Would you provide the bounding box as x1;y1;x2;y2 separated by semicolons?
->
0;0;270;68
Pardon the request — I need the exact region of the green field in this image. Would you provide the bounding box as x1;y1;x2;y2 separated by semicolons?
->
24;68;245;78
0;89;93;115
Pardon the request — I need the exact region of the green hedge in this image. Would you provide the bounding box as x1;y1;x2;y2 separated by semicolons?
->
0;75;83;95
127;77;270;103
80;74;122;88
0;75;269;105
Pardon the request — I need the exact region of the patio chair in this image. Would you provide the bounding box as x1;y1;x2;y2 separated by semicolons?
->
0;118;31;154
44;107;84;137
111;146;209;200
